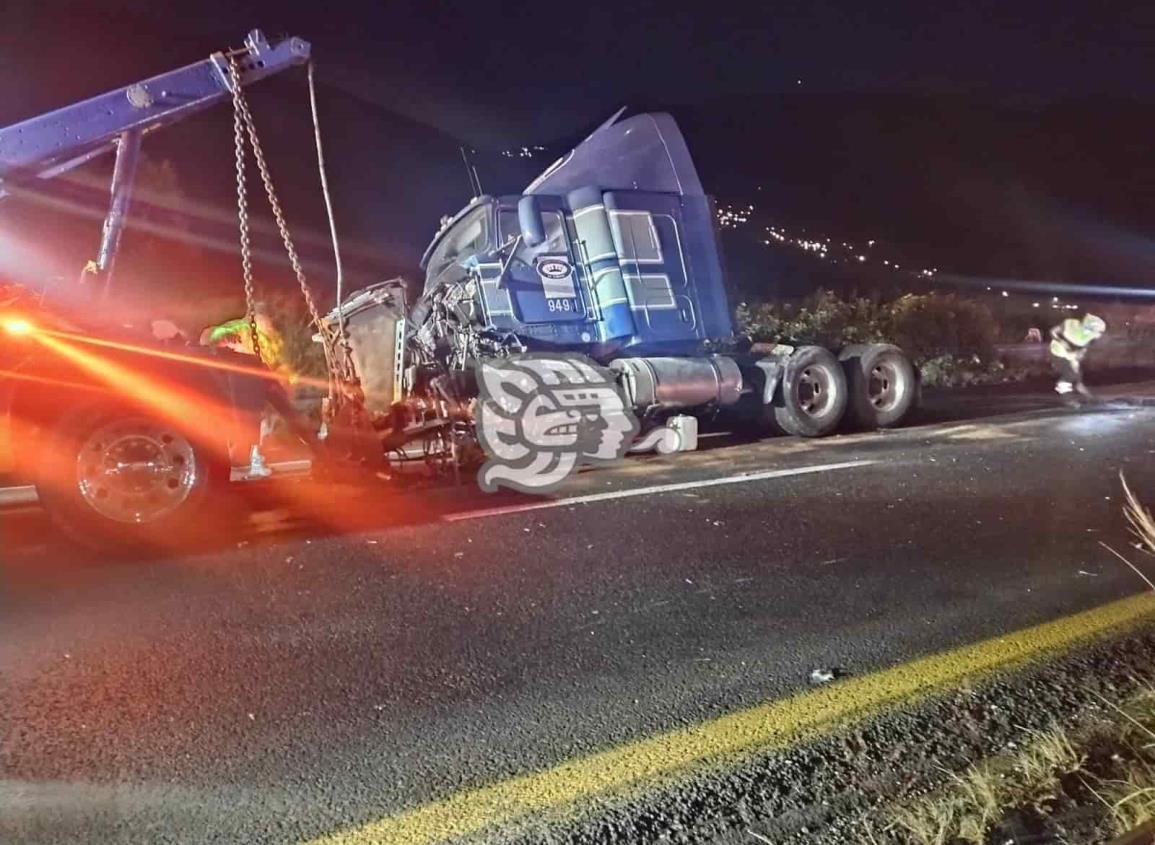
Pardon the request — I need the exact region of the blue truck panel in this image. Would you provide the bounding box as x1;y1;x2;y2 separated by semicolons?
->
420;112;735;361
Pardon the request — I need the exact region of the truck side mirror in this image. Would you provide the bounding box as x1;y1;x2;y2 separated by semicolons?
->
518;195;546;248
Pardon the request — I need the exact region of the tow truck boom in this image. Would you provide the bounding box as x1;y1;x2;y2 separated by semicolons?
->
0;29;310;292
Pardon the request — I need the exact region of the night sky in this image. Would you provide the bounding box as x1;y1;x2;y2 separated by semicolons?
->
3;1;1155;313
5;1;1153;145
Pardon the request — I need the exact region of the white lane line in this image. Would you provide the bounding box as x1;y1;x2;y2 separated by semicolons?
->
443;459;878;522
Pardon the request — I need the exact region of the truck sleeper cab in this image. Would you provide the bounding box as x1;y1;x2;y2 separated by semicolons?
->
411;112;917;435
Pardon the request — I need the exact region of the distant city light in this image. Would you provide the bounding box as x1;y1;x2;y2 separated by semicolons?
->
500;144;548;159
716;203;752;229
723;199;941;283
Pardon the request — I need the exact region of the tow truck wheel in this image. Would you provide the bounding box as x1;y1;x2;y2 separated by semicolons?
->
839;343;917;429
771;346;848;437
35;404;226;550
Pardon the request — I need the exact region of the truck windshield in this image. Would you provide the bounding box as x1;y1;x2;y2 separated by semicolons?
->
423;204;492;293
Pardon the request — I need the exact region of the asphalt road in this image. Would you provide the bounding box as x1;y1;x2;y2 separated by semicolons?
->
4;384;1155;844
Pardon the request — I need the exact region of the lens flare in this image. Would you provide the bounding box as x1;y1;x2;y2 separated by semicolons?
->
3;317;34;336
13;331;407;547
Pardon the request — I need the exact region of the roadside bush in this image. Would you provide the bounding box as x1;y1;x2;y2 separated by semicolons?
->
733;300;782;343
736;289;886;348
737;290;1009;387
883;293;998;365
917;355;1030;388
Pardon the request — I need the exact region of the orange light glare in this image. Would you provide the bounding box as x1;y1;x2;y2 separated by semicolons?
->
2;318;34;336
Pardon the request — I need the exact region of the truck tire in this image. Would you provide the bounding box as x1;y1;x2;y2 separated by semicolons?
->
34;402;227;551
839;343;916;429
771;346;848;437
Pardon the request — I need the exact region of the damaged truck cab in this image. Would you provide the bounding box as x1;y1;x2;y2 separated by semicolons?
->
421;113;732;358
387;111;917;444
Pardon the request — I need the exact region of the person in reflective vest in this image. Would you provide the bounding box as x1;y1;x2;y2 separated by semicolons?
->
200;309;288;377
1050;313;1106;400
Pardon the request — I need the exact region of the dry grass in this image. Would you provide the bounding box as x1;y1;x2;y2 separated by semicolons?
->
1123;689;1155;750
1015;726;1084;798
1123;474;1155;554
1087;689;1155;835
890;794;963;845
1095;479;1155;834
1099;475;1155;591
949;764;1004;839
1101;763;1155;834
886;477;1155;844
887;727;1084;844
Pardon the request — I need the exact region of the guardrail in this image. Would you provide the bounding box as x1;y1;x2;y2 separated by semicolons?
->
999;339;1155;371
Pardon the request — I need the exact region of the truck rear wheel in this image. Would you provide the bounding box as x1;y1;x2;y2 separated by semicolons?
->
35;403;227;551
839;343;916;429
771;346;848;437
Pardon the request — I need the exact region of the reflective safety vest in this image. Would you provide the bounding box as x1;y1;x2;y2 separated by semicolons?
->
1050;317;1103;361
204;315;287;373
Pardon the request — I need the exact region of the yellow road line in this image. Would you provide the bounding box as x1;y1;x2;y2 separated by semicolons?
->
306;592;1155;845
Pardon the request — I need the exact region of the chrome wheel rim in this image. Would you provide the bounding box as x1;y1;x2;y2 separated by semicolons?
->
797;367;834;417
868;361;902;411
76;418;198;524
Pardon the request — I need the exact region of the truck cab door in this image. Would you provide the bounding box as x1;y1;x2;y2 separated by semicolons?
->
496;202;589;324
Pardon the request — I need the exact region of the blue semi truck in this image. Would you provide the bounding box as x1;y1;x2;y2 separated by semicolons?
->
339;110;918;456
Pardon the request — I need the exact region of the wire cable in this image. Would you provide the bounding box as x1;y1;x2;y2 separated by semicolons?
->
306;61;351;360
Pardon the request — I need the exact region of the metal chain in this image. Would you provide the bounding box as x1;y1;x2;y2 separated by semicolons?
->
227;56;264;366
237;99;325;332
226;54;362;414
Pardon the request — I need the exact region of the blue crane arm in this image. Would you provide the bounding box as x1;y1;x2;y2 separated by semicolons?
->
0;30;310;298
0;30;310;191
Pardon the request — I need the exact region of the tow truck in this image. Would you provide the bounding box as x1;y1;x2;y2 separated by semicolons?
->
0;31;331;547
0;31;918;548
